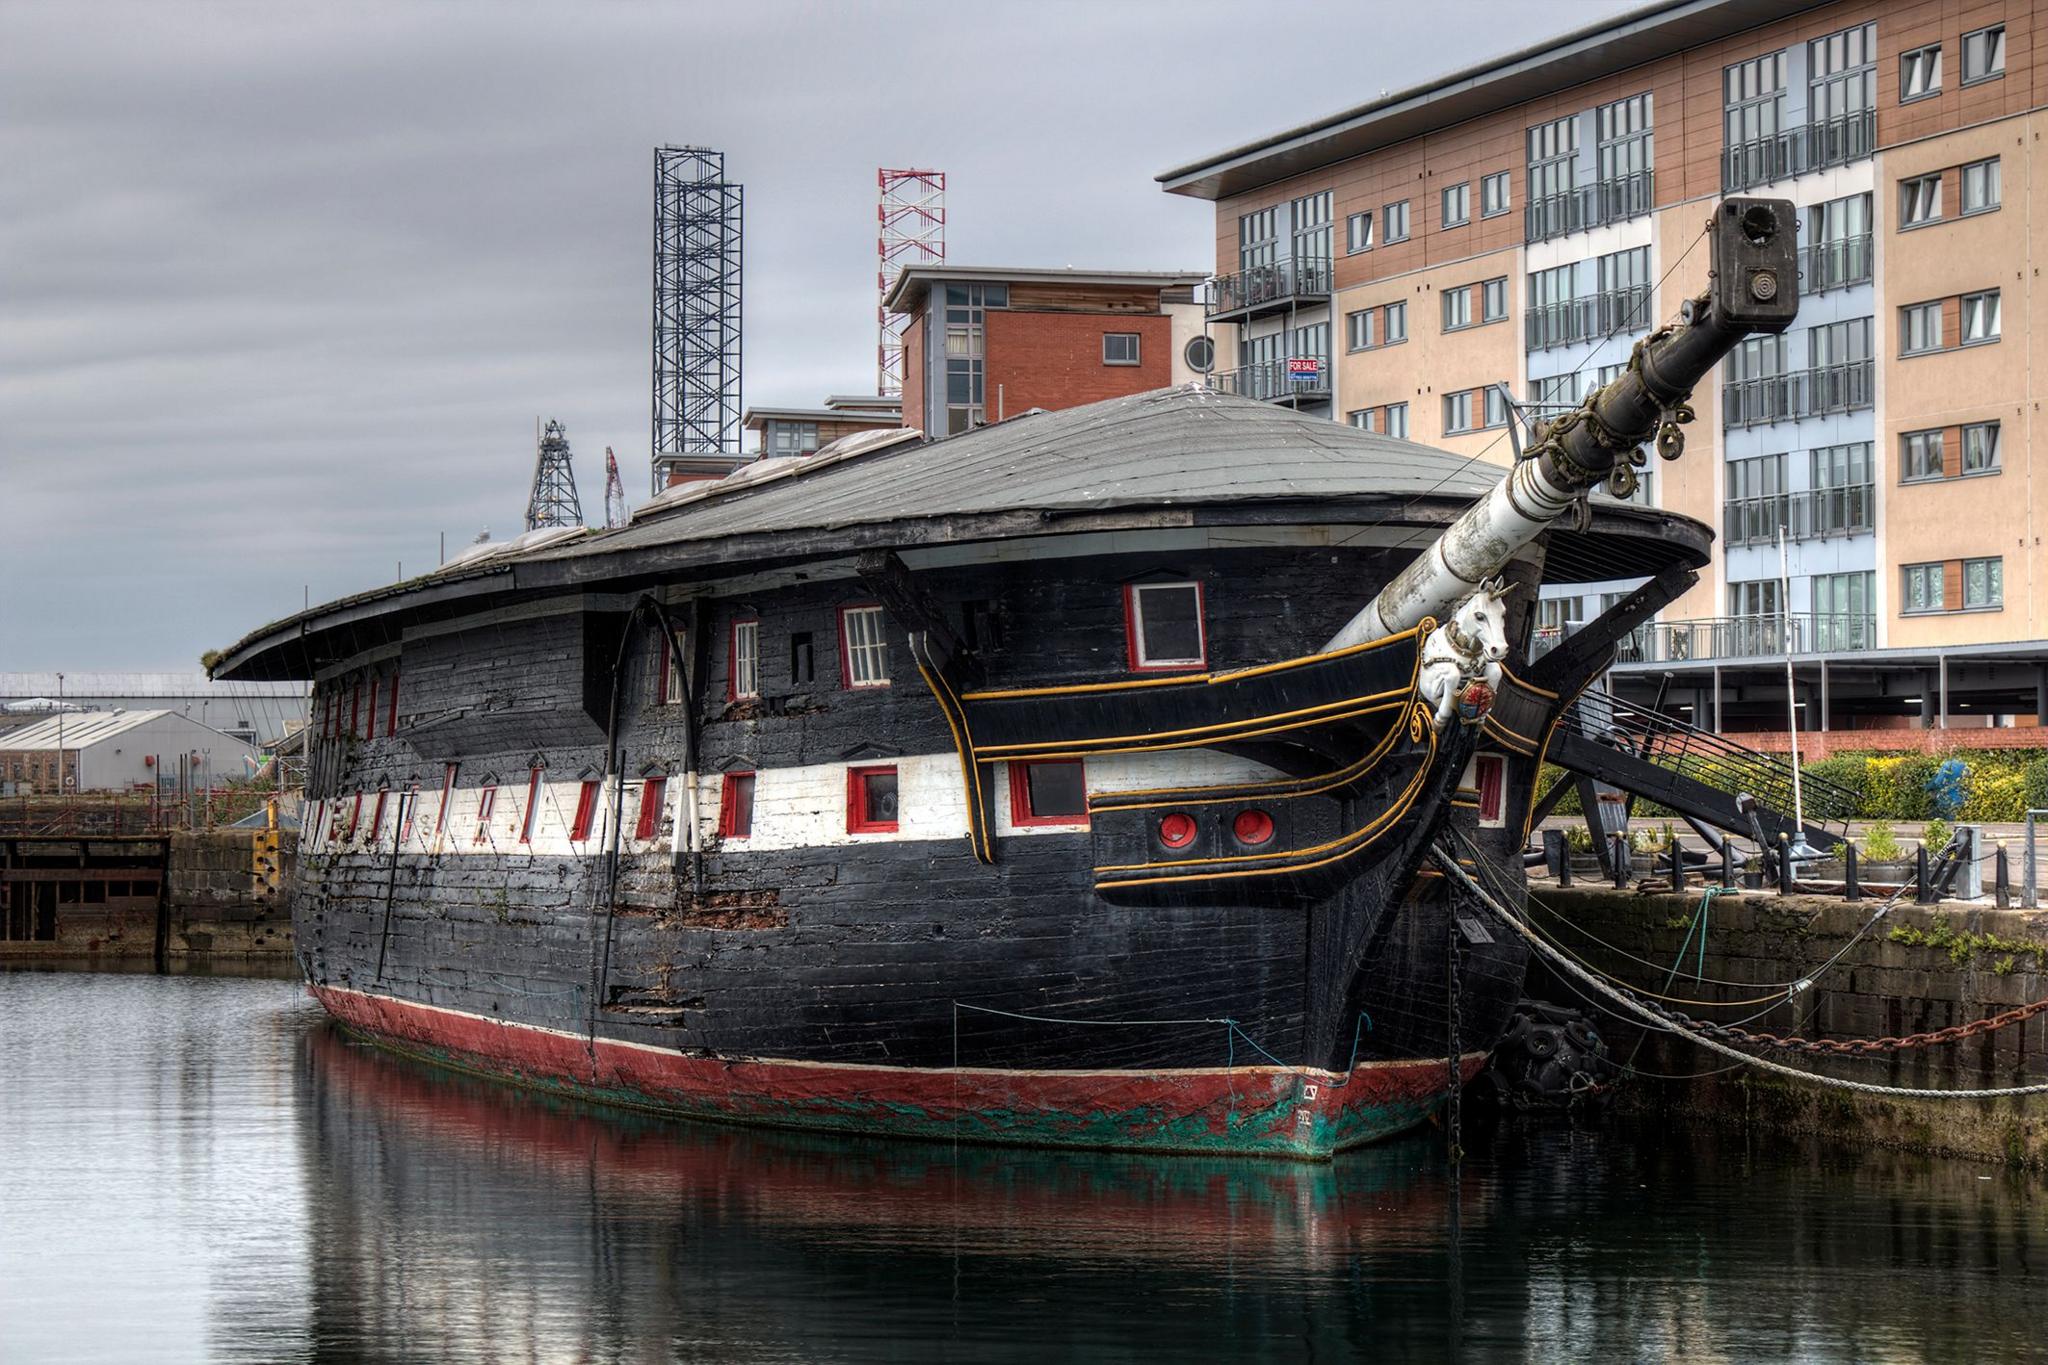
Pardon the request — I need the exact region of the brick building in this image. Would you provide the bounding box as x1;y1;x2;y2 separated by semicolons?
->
1161;0;2048;736
741;395;901;458
886;267;1224;436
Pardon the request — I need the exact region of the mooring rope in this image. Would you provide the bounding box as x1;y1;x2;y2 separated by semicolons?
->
1431;842;2048;1100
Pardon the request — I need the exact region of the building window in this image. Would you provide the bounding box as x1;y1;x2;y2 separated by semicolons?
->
435;762;458;835
1481;171;1511;218
1347;409;1377;431
1899;173;1942;227
1238;205;1278;274
1901;44;1941;101
1103;332;1141;366
718;772;755;839
1346;211;1374;253
846;766;899;834
1962;289;2001;344
1900;428;1945;481
1900;301;1942;355
1595;91;1654;193
1729;578;1782;619
1963;421;2002;474
1443;391;1476;435
1290;189;1332;263
1723;51;1787;165
729;619;760;700
1382;200;1410;243
520;767;543;844
1902;562;1945;613
1808;22;1875;132
659;629;686;704
1124;581;1206;670
1961;158;2001;215
473;784;497;845
790;631;815;686
1965;556;2004;608
1481;277;1508;323
1008;759;1088;828
365;677;378;741
569;779;601;842
1442;286;1473;331
839;605;890;688
634;776;667;842
1346;308;1376;351
1441;182;1470;228
943;283;1005;434
1812;571;1875;649
1385;402;1409;439
1962;25;2005;84
1526;113;1578;233
1383;300;1407;344
386;672;400;734
1482;386;1509;429
769;421;819;455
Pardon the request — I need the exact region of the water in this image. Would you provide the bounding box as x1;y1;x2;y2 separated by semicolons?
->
2;972;2045;1363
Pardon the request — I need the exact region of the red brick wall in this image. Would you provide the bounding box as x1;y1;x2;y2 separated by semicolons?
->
902;314;926;434
1731;726;2048;758
982;311;1172;417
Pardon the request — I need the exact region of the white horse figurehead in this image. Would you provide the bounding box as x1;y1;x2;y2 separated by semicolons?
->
1451;576;1513;665
1421;577;1515;728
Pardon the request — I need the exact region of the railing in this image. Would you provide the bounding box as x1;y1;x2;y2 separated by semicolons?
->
1207;257;1334;318
1799;232;1872;294
1523;171;1656;244
1567;687;1863;833
1604;612;1878;664
1723;110;1876;192
1722;359;1873;429
1207;359;1330;403
1720;484;1875;548
1524;284;1652;352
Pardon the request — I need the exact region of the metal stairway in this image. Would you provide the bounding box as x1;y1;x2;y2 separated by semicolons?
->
1544;688;1858;851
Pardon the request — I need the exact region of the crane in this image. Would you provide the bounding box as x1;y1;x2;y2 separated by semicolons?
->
604;446;628;529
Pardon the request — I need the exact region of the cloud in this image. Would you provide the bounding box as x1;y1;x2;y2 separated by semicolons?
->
0;0;1635;669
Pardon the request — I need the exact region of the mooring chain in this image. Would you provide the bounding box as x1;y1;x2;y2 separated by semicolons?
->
1641;993;2048;1057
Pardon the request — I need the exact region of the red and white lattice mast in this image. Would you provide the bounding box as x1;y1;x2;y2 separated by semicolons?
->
877;169;945;398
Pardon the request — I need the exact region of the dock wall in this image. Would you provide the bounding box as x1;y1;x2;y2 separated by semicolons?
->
1534;886;2048;1168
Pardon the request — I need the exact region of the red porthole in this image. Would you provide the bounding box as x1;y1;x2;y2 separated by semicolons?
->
1158;812;1198;848
1233;809;1276;846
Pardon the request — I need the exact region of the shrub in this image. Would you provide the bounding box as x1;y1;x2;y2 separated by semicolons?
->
1922;817;1952;855
1963;767;2029;822
1863;755;1939;820
2025;757;2048;816
1860;821;1904;863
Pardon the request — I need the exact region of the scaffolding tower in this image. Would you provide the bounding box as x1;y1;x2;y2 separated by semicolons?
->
877;168;945;398
652;146;743;494
525;419;585;530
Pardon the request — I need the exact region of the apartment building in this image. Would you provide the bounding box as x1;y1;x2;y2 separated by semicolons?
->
1162;0;2048;734
885;266;1222;436
741;396;901;457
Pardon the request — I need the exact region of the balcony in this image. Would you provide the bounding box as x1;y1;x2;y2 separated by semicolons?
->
1799;232;1872;295
1208;358;1331;405
1720;484;1875;548
1523;171;1655;245
1722;359;1873;429
1722;110;1876;192
1617;613;1877;663
1207;257;1333;321
1524;285;1651;352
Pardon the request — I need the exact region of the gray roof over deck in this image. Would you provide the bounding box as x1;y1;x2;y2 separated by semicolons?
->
211;386;1708;680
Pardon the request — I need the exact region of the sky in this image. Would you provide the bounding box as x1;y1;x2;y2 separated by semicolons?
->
1;0;1637;670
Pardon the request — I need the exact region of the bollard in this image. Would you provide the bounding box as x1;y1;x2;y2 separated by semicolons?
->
1720;841;1736;890
1843;842;1860;903
1612;833;1629;889
1543;828;1567;880
1667;842;1684;892
1559;846;1574;888
1914;844;1934;905
1777;833;1795;895
1996;842;2011;910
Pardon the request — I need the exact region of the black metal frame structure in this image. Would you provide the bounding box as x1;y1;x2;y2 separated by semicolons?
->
525;420;585;531
652;146;743;494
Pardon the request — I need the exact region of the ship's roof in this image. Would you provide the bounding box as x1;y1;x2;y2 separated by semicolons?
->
212;386;1709;681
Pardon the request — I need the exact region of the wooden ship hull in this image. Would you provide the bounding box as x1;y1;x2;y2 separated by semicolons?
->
219;200;1794;1156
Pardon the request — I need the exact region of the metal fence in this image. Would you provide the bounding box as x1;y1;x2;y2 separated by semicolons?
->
1524;284;1652;352
1722;359;1874;429
1721;483;1875;548
1523;172;1655;245
1207;256;1333;317
1723;111;1876;192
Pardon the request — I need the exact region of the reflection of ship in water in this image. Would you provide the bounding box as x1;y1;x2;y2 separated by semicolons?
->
289;1020;1489;1359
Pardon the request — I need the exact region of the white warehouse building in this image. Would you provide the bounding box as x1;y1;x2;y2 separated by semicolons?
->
0;710;260;795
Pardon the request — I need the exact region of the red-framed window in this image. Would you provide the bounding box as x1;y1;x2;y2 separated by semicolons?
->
838;605;891;689
366;677;379;740
846;765;900;834
435;763;458;834
569;779;602;842
1007;759;1089;828
386;671;400;734
728;619;761;700
473;784;497;845
635;776;668;842
345;791;363;841
520;767;544;844
719;771;756;838
1124;581;1207;671
349;678;362;738
369;788;388;845
1475;754;1506;829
